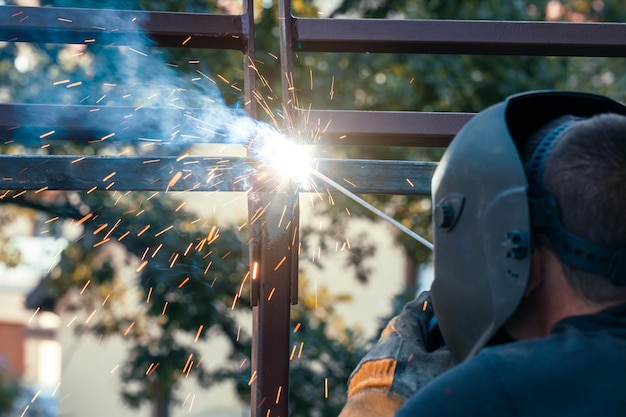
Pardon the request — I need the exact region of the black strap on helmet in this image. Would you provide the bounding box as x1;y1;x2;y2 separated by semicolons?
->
526;119;626;285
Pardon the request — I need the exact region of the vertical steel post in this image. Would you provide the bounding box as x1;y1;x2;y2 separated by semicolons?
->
248;191;299;417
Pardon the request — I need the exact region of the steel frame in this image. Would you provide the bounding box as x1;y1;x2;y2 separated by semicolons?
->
0;2;625;417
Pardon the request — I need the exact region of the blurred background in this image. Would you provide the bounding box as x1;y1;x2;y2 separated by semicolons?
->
0;0;624;416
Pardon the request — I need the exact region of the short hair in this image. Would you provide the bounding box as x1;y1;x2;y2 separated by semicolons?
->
526;113;626;303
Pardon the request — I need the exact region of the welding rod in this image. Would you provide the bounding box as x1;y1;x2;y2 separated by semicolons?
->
309;168;434;251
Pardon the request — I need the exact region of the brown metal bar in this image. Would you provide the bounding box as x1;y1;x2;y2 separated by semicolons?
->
0;104;246;144
0;155;252;192
0;5;246;50
0;154;435;194
305;110;473;147
243;0;256;118
246;1;300;416
0;78;459;153
248;192;298;417
312;158;435;195
294;18;626;56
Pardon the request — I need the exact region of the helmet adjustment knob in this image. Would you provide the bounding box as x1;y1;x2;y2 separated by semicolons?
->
502;231;528;259
434;194;465;231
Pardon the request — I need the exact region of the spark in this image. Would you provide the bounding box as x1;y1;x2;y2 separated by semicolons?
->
66;316;77;328
183;242;193;256
162;301;168;315
167;171;183;190
28;307;40;324
76;212;93;225
178;277;190;288
406;178;414;187
207;225;219;244
154;225;173;237
183;354;194;375
79;280;91;294
110;365;119;374
123;321;135;336
66;81;82;88
53;79;70;85
276;386;282;404
151;244;163;258
137;224;150;236
324;378;329;398
194;325;204;342
128;47;148;56
169;253;179;268
182;36;192;45
39;130;55;139
252;262;259;280
136;260;148;272
274;256;287;271
85;309;97;323
103;219;121;240
146;287;153;303
93;223;108;235
248;370;257;386
146;362;159;376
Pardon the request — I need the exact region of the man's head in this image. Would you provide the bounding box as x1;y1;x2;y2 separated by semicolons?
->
430;91;626;361
527;114;626;304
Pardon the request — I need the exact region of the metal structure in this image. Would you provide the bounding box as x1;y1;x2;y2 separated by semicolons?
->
0;2;625;416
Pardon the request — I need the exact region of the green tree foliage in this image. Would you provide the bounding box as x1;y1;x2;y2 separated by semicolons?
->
0;0;362;416
0;369;20;417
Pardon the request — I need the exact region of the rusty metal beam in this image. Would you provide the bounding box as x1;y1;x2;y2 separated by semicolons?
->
0;103;472;149
0;5;246;50
0;155;435;194
0;155;252;192
305;110;473;147
0;104;247;143
248;191;298;417
294;18;626;56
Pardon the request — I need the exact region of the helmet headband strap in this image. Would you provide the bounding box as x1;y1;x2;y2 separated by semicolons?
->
527;119;626;285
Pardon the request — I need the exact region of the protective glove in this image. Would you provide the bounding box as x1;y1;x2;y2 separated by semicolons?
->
338;291;455;417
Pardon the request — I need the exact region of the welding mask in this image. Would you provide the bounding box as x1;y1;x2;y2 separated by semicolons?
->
430;90;626;361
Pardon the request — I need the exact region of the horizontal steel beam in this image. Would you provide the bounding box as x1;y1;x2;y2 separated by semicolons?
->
0;156;435;195
0;5;246;50
294;18;626;56
305;109;473;147
0;104;469;148
0;104;246;144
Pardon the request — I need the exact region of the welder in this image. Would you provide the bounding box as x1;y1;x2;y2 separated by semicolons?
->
338;90;626;416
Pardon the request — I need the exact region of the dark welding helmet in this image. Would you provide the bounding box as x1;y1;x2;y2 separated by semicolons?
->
430;90;626;361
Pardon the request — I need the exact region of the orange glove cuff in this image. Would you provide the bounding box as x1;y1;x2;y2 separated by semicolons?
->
347;358;397;398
